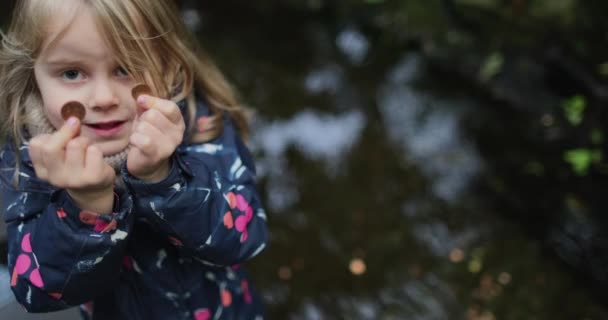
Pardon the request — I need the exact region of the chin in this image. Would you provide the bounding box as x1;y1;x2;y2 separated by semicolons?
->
97;140;129;157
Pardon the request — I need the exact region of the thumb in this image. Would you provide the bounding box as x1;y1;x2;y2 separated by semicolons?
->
54;117;81;145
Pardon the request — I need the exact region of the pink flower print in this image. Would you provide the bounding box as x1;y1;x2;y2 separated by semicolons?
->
21;233;32;253
193;308;211;320
226;192;237;209
11;233;45;288
28;268;44;288
56;208;67;218
245;206;253;222
10;272;17;287
241;280;252;304
235;211;252;243
94;219;117;233
223;212;234;229
221;289;233;307
14;254;31;275
226;193;254;242
11;254;31;287
236;194;248;211
234;215;248;233
11;254;32;287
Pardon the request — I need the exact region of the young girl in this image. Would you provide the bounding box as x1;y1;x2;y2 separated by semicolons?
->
0;1;268;319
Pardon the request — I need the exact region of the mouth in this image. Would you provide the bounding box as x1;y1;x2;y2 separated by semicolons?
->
87;121;125;129
85;121;126;137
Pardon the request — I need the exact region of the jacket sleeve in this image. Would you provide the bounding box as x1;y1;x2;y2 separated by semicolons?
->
0;144;134;312
122;115;268;267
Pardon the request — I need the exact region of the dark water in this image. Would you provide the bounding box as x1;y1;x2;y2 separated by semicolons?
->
3;2;608;319
193;2;608;319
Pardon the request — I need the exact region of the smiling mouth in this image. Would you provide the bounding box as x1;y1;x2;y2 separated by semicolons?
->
87;121;125;129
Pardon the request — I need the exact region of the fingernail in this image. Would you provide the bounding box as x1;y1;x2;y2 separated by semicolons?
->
197;116;208;132
67;117;78;126
137;95;147;105
197;116;208;124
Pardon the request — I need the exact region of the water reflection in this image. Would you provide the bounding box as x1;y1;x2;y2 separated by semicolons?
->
288;275;462;319
304;64;343;95
255;110;365;168
245;47;607;317
336;28;369;65
253;109;365;212
181;8;202;31
411;222;480;258
378;55;482;202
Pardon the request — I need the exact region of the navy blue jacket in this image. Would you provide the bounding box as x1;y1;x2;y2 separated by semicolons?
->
0;98;268;319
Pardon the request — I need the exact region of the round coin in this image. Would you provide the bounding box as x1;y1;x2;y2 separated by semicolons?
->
131;84;152;100
61;101;86;121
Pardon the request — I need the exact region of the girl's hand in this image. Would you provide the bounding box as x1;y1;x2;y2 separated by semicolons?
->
28;117;116;213
127;95;185;182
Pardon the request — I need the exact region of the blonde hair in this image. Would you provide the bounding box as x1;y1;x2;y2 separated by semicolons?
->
0;0;249;150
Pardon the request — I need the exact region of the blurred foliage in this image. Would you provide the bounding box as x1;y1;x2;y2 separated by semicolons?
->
564;148;602;175
562;95;586;126
479;52;505;82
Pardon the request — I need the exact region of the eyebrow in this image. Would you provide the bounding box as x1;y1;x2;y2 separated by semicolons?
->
43;45;112;66
44;58;86;66
44;55;117;68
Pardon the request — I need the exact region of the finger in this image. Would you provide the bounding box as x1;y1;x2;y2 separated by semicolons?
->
134;120;173;154
84;145;104;171
28;135;50;179
64;136;90;173
125;146;146;176
46;117;81;153
138;108;175;132
29;135;48;165
129;131;154;157
196;116;217;133
85;145;115;184
137;95;183;124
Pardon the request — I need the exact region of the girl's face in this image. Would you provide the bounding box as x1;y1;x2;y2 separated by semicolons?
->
34;5;137;156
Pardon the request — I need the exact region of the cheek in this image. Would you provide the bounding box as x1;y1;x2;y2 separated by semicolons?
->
127;102;141;122
42;100;67;130
34;69;65;129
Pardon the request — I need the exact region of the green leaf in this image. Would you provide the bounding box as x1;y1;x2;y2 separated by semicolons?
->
479;52;504;82
564;148;601;175
562;95;586;126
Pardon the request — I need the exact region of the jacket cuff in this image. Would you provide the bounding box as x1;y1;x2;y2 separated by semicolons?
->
50;187;132;233
121;153;191;196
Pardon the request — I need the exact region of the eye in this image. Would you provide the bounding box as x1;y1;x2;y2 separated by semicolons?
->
61;69;83;81
115;66;130;77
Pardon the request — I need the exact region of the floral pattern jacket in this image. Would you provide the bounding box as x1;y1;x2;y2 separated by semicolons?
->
0;98;268;320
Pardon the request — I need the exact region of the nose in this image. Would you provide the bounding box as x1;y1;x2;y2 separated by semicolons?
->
89;77;118;111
